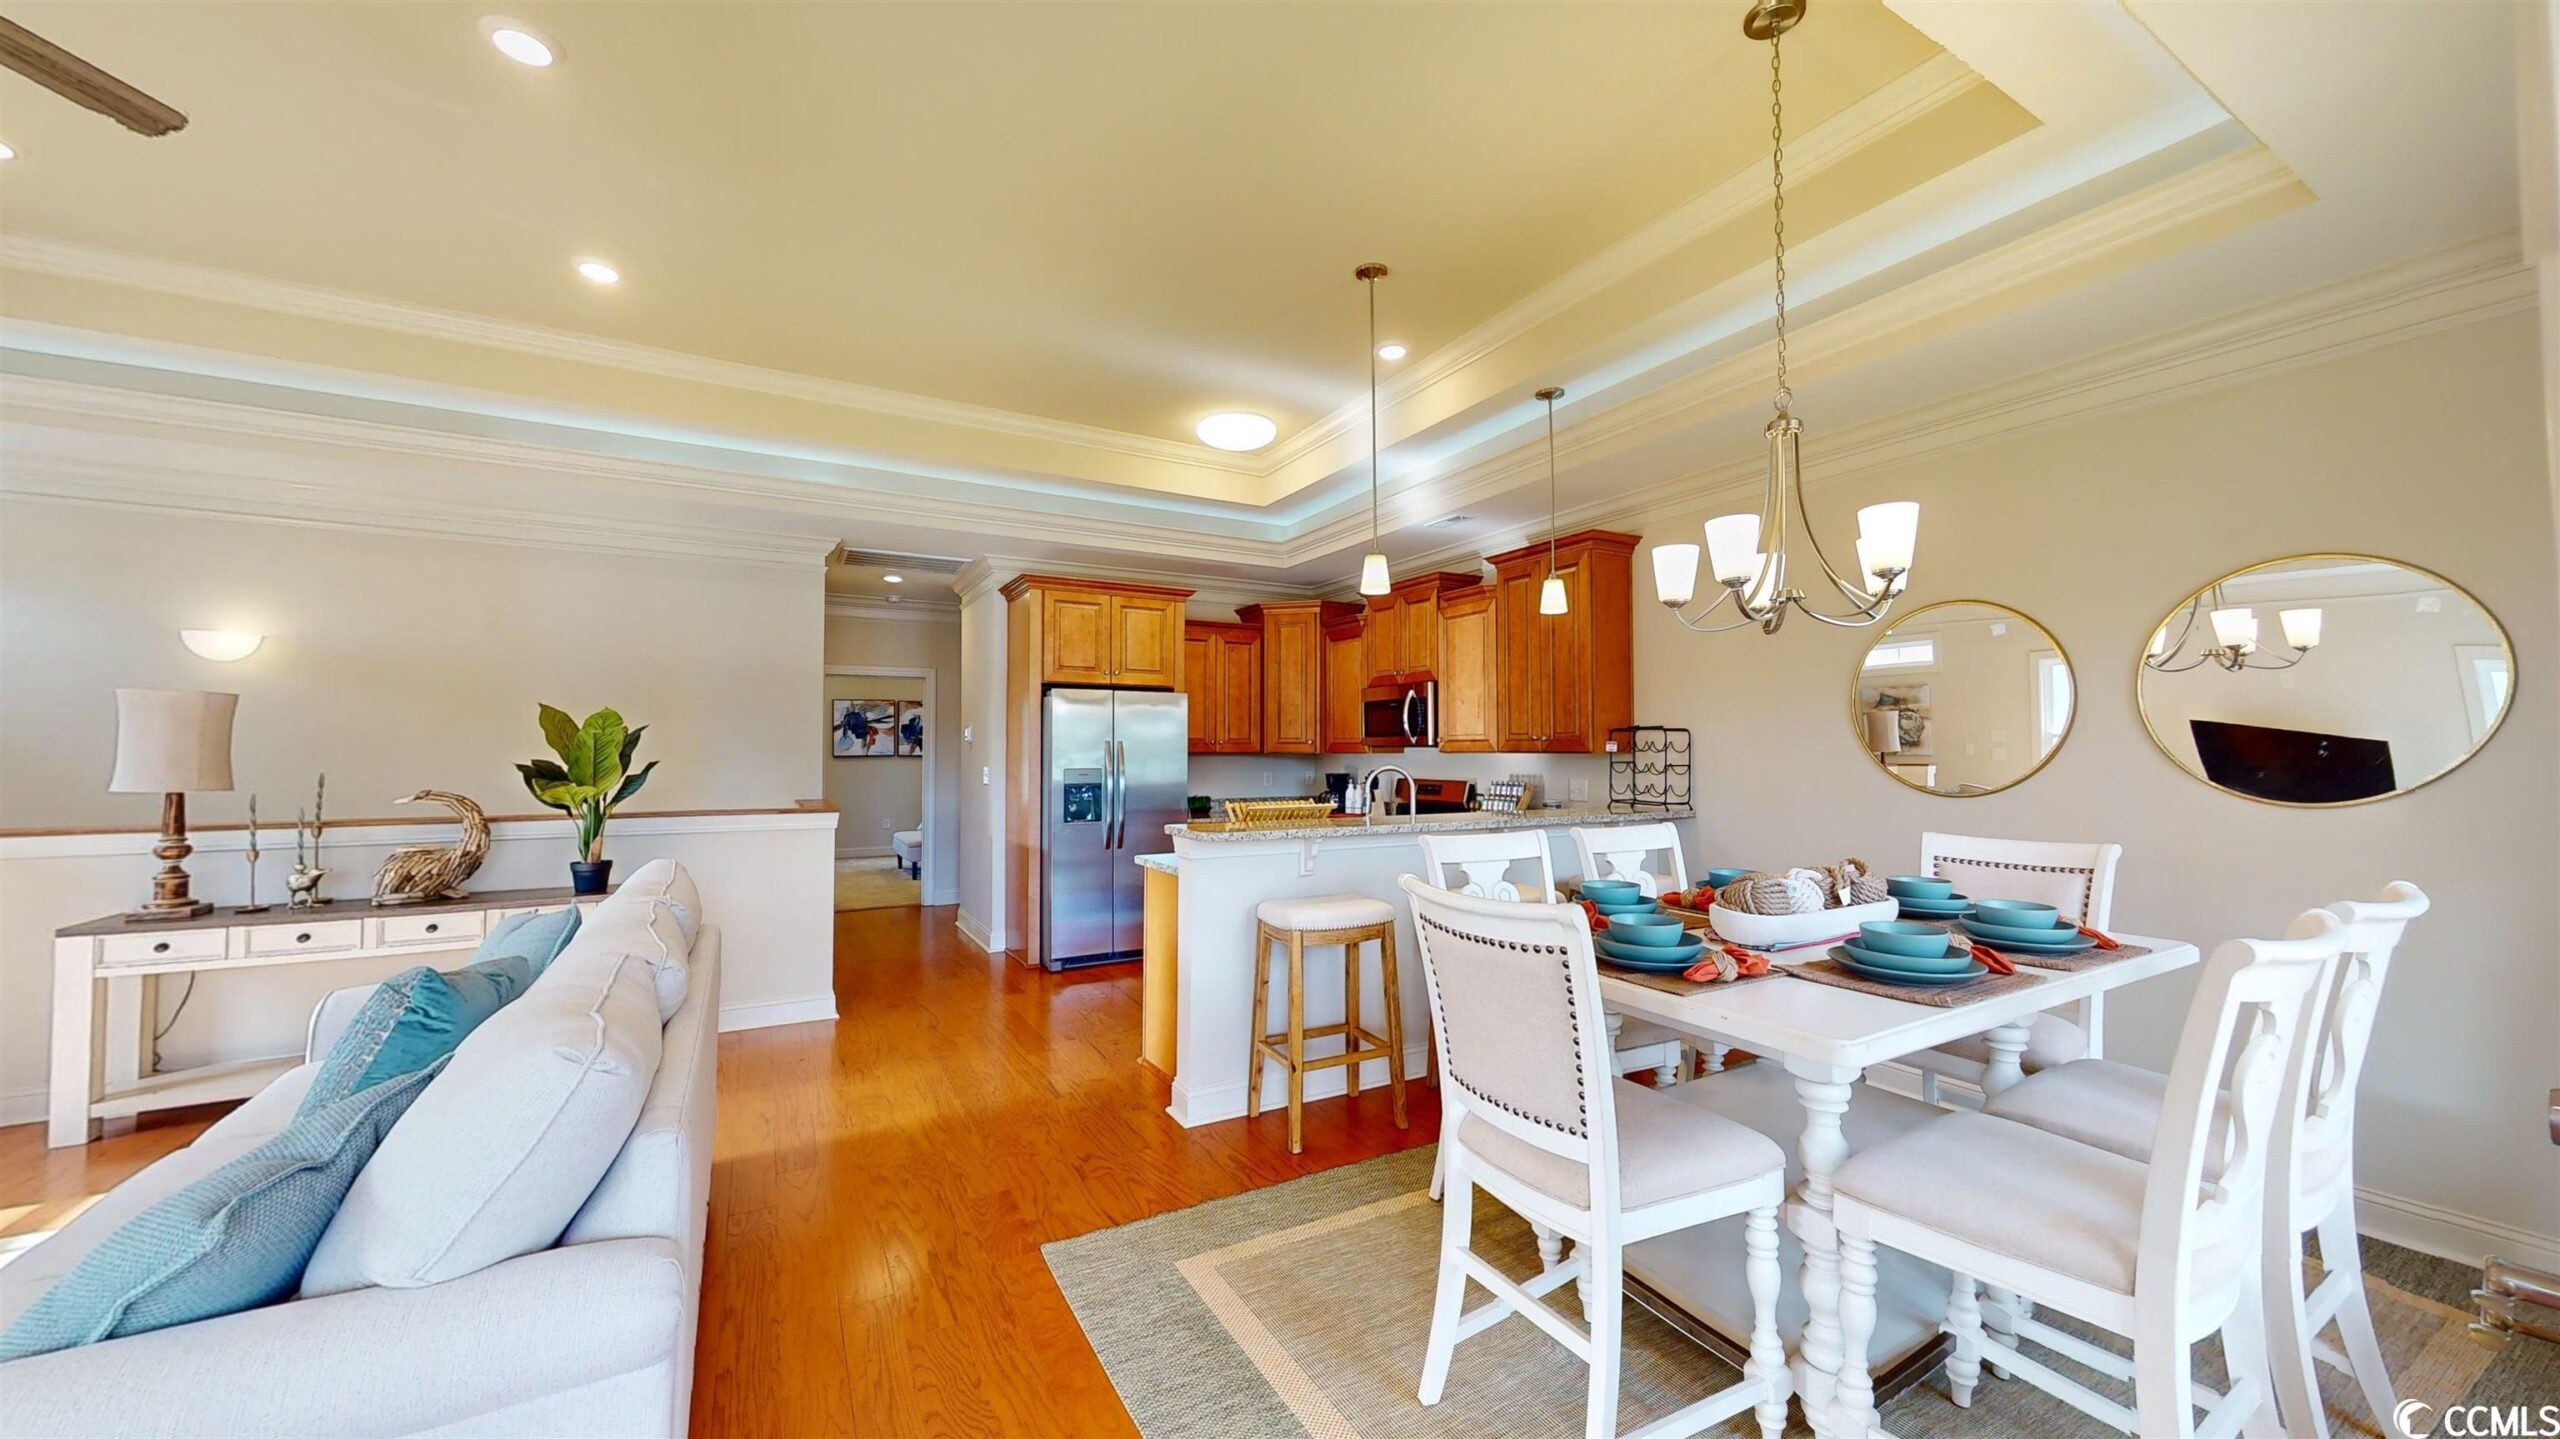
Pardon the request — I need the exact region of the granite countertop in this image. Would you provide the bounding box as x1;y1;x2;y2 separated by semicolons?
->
1166;805;1693;843
1133;853;1178;875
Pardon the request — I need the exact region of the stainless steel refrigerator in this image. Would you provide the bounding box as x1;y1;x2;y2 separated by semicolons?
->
1042;688;1187;971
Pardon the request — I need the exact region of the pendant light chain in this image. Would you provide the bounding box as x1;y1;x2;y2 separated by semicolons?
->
1769;23;1790;413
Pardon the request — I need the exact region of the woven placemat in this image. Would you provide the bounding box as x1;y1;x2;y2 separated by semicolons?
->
1986;940;2155;973
1601;962;1786;998
1785;957;2047;1007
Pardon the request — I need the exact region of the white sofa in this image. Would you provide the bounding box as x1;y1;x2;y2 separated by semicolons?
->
0;900;721;1439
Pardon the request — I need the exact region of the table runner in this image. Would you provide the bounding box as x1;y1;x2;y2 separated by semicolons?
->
1784;957;2047;1007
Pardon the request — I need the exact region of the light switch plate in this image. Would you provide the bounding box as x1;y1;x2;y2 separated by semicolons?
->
1568;777;1590;802
963;725;974;743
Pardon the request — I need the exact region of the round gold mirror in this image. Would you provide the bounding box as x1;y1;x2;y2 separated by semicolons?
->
2138;554;2513;806
1851;600;2074;797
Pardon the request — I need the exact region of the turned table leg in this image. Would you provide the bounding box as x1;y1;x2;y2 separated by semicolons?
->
1785;1058;1860;1439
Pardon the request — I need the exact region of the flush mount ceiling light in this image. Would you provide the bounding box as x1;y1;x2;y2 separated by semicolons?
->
883;574;903;584
1652;0;1918;637
1195;412;1277;452
180;629;263;662
479;16;558;67
1355;262;1393;597
574;258;621;285
0;141;15;162
1376;343;1408;362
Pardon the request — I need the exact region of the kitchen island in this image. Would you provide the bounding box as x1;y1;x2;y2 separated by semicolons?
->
1159;806;1694;1127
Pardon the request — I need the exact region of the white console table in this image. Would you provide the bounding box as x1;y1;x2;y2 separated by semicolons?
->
48;887;603;1148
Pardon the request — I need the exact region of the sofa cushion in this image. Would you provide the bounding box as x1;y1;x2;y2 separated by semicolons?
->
299;951;542;1114
579;886;693;1022
611;858;701;949
299;934;666;1296
0;1063;443;1359
481;905;585;977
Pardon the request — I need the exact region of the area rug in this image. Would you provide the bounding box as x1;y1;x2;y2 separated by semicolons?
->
834;855;919;911
1045;1147;2553;1438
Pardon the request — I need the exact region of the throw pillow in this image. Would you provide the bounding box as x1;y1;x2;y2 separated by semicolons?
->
0;1062;444;1360
297;909;578;1114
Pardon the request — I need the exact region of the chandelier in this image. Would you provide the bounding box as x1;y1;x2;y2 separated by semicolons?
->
2144;586;2323;673
1651;0;1919;635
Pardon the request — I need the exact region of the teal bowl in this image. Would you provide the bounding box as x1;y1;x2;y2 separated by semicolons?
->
1886;875;1955;900
1970;898;2062;928
1577;879;1642;900
1607;912;1690;947
1703;867;1752;890
1840;940;1980;976
1590;894;1659;913
1857;921;1955;958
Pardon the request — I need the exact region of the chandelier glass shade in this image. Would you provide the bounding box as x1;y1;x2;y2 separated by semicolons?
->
1651;0;1919;636
2146;586;2323;673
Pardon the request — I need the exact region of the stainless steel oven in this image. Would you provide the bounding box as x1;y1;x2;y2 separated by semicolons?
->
1361;680;1436;750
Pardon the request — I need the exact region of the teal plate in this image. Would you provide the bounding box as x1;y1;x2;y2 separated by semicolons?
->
1827;948;1990;986
1597;933;1704;967
1954;920;2095;953
1838;939;1976;976
1896;896;1974;917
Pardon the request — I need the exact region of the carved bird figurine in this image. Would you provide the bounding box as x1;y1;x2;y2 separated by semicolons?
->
370;790;491;905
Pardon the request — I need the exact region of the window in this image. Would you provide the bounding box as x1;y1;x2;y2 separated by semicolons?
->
2034;651;2074;758
1861;637;1937;671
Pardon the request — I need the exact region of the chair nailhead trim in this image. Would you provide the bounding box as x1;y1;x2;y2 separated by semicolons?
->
1417;913;1589;1138
1929;856;2094;915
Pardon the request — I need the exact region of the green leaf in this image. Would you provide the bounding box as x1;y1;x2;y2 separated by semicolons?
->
565;709;626;793
533;779;602;810
538;704;581;764
617;723;648;773
609;758;658;809
516;762;574;813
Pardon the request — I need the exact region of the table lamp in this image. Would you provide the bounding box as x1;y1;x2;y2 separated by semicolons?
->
1865;708;1905;757
110;688;237;921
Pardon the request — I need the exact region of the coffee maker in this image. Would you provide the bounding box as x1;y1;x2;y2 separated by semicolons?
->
1322;772;1353;813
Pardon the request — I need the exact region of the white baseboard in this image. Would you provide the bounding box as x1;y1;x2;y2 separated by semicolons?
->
2352;1185;2560;1272
717;994;838;1033
0;1085;43;1128
925;886;960;907
1169;1042;1435;1128
835;844;893;860
954;908;996;953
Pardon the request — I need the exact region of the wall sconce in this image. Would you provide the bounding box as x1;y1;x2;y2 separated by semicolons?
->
181;630;263;662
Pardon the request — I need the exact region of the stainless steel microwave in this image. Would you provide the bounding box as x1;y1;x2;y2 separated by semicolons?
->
1362;680;1437;749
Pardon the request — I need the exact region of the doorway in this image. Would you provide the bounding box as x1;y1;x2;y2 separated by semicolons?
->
826;664;934;910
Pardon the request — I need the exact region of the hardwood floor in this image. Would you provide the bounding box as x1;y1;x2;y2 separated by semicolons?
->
0;902;1441;1438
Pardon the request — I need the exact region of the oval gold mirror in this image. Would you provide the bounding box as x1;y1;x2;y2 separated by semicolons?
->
2138;554;2514;806
1851;600;2075;797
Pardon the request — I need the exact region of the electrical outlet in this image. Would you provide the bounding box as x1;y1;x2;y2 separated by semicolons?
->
1568;777;1589;803
881;817;893;831
1261;769;1274;787
980;765;991;785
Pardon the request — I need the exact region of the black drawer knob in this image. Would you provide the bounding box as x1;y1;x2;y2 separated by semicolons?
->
424;922;440;934
152;941;170;955
295;932;312;944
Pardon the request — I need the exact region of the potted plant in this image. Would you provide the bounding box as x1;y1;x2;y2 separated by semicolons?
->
1186;794;1215;820
517;704;658;894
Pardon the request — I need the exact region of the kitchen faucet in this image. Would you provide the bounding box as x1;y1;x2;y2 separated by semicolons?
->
1363;765;1415;826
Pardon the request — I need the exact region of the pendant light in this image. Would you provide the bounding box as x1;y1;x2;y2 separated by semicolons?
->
1535;387;1569;616
1652;0;1919;636
1356;262;1393;597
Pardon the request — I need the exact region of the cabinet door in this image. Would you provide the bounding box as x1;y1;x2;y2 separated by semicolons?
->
1212;633;1261;752
1436;592;1498;753
1110;596;1182;689
1494;565;1550;750
1543;560;1593;753
1399;593;1438;678
1364;598;1402;689
1043;589;1114;686
1262;610;1322;754
1323;623;1369;752
1181;630;1215;752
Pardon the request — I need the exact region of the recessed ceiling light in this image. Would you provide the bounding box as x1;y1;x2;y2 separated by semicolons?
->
0;142;16;163
883;574;903;584
480;16;558;67
1196;412;1277;451
1376;343;1407;362
574;258;621;285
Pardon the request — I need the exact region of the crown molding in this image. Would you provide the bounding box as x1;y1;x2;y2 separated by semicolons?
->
0;235;1261;477
825;595;960;624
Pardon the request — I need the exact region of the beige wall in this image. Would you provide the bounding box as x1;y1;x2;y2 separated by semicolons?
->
0;502;820;827
823;610;961;904
1629;311;2558;1259
821;673;924;856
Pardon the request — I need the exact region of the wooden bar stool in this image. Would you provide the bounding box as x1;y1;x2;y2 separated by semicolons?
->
1248;895;1409;1153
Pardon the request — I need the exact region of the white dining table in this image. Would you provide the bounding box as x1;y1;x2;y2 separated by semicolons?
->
1596;933;2200;1439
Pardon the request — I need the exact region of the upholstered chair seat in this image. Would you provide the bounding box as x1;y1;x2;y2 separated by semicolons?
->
1254;894;1398;932
1461;1077;1782;1213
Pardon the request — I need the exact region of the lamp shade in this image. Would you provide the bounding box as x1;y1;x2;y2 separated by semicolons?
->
1855;502;1919;575
1865;709;1904;755
1357;551;1392;597
1702;514;1762;585
2280;607;2323;649
1538;573;1569;616
2209;607;2259;651
1651;543;1700;606
110;689;237;794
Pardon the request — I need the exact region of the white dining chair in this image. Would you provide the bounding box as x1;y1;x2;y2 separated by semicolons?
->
1399;876;1790;1439
1984;882;2429;1438
1905;831;2124;1104
1828;908;2348;1439
1570;823;1731;1077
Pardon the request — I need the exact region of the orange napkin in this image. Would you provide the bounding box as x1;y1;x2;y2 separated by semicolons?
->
1962;942;2018;976
1684;946;1771;984
1578;899;1610;933
2075;923;2120;950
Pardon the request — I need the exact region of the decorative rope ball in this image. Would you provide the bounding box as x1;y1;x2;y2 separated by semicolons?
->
1716;869;1828;916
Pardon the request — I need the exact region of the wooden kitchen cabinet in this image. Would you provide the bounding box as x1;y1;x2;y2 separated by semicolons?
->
1435;585;1499;753
1365;571;1480;687
1321;609;1370;753
1181;620;1262;754
1001;575;1190;690
1483;531;1637;754
1238;600;1358;756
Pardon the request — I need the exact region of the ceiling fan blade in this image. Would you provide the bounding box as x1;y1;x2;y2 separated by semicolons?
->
0;17;186;137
